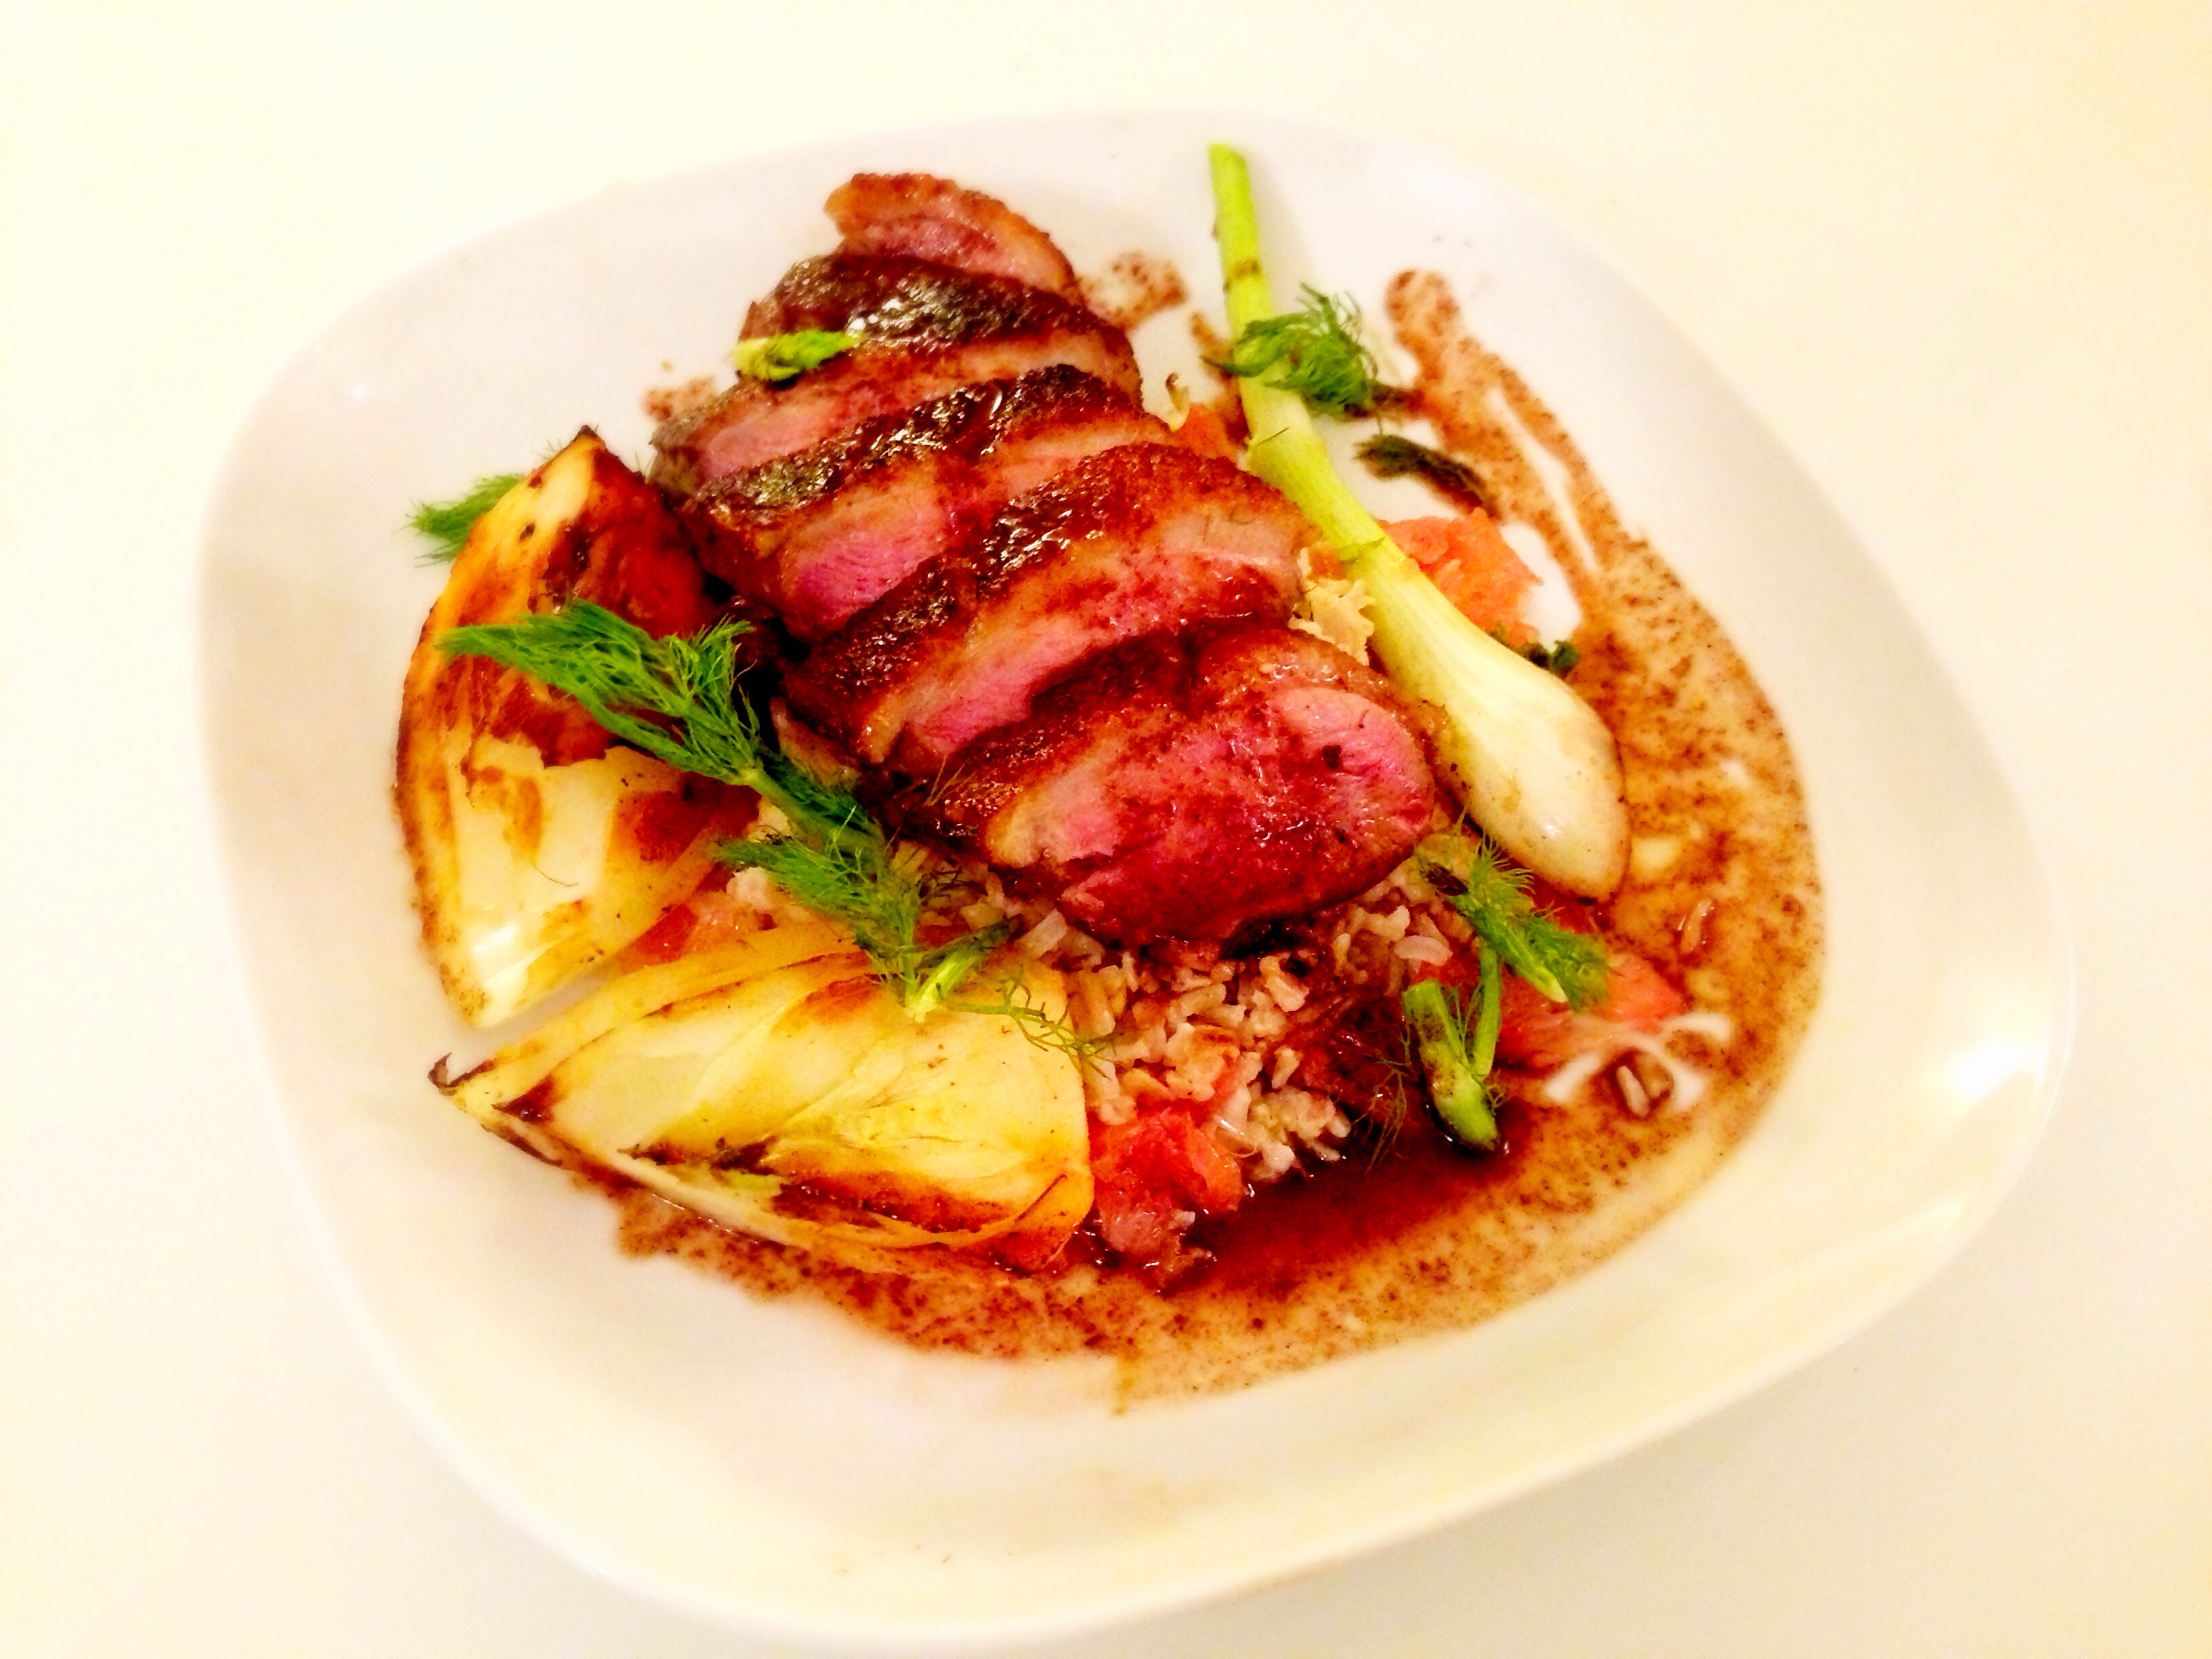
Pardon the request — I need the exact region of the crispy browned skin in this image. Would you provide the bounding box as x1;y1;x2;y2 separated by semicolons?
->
649;345;1131;493
742;252;1101;344
419;432;729;769
914;626;1439;943
537;438;722;634
683;367;1169;640
651;258;1140;491
785;445;1309;771
826;173;1085;301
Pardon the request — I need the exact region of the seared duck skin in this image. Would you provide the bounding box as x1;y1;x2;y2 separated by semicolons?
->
785;444;1308;771
824;172;1088;301
684;365;1168;640
912;626;1438;944
651;258;1139;489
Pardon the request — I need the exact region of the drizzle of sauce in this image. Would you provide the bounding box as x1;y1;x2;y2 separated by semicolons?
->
1080;251;1189;332
608;277;1824;1399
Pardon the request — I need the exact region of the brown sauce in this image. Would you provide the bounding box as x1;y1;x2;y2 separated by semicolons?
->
1080;251;1189;332
607;274;1824;1399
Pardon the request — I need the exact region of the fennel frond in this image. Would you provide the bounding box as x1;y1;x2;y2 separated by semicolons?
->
1212;285;1382;417
1419;832;1610;1009
436;602;995;1017
408;473;523;564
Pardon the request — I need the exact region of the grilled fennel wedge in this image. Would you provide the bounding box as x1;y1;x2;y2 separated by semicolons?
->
397;432;752;1027
434;922;1094;1270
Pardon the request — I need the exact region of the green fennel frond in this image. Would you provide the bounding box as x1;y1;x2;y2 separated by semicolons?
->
714;834;1006;1019
1355;433;1493;512
731;329;859;384
435;602;997;1017
950;965;1112;1062
718;833;921;962
908;924;1018;1017
1212;286;1382;418
1513;635;1581;677
1418;833;1611;1010
436;601;780;796
408;473;522;563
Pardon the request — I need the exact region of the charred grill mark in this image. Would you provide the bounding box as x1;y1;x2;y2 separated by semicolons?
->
507;1078;556;1124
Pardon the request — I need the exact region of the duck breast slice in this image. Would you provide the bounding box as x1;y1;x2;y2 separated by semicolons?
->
684;366;1168;640
916;626;1439;944
785;445;1308;771
825;173;1086;302
740;253;1105;346
651;257;1139;489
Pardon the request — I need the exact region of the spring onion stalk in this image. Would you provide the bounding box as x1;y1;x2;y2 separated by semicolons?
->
1401;977;1500;1150
1209;144;1629;898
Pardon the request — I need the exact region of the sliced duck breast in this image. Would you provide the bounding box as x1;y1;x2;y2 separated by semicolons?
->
684;366;1170;640
825;173;1086;302
915;626;1439;943
785;445;1307;771
651;257;1139;489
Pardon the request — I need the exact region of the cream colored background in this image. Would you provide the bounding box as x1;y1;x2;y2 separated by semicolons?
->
4;3;2208;1654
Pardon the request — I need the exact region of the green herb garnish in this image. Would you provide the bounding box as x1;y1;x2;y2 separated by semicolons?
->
441;602;792;802
1418;832;1610;1010
434;601;1001;1018
718;833;1012;1019
953;967;1114;1063
730;329;859;384
1518;636;1580;676
1490;629;1580;677
408;473;522;564
1212;285;1382;417
1355;433;1492;512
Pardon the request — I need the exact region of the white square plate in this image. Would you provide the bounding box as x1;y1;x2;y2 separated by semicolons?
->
198;112;2067;1650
